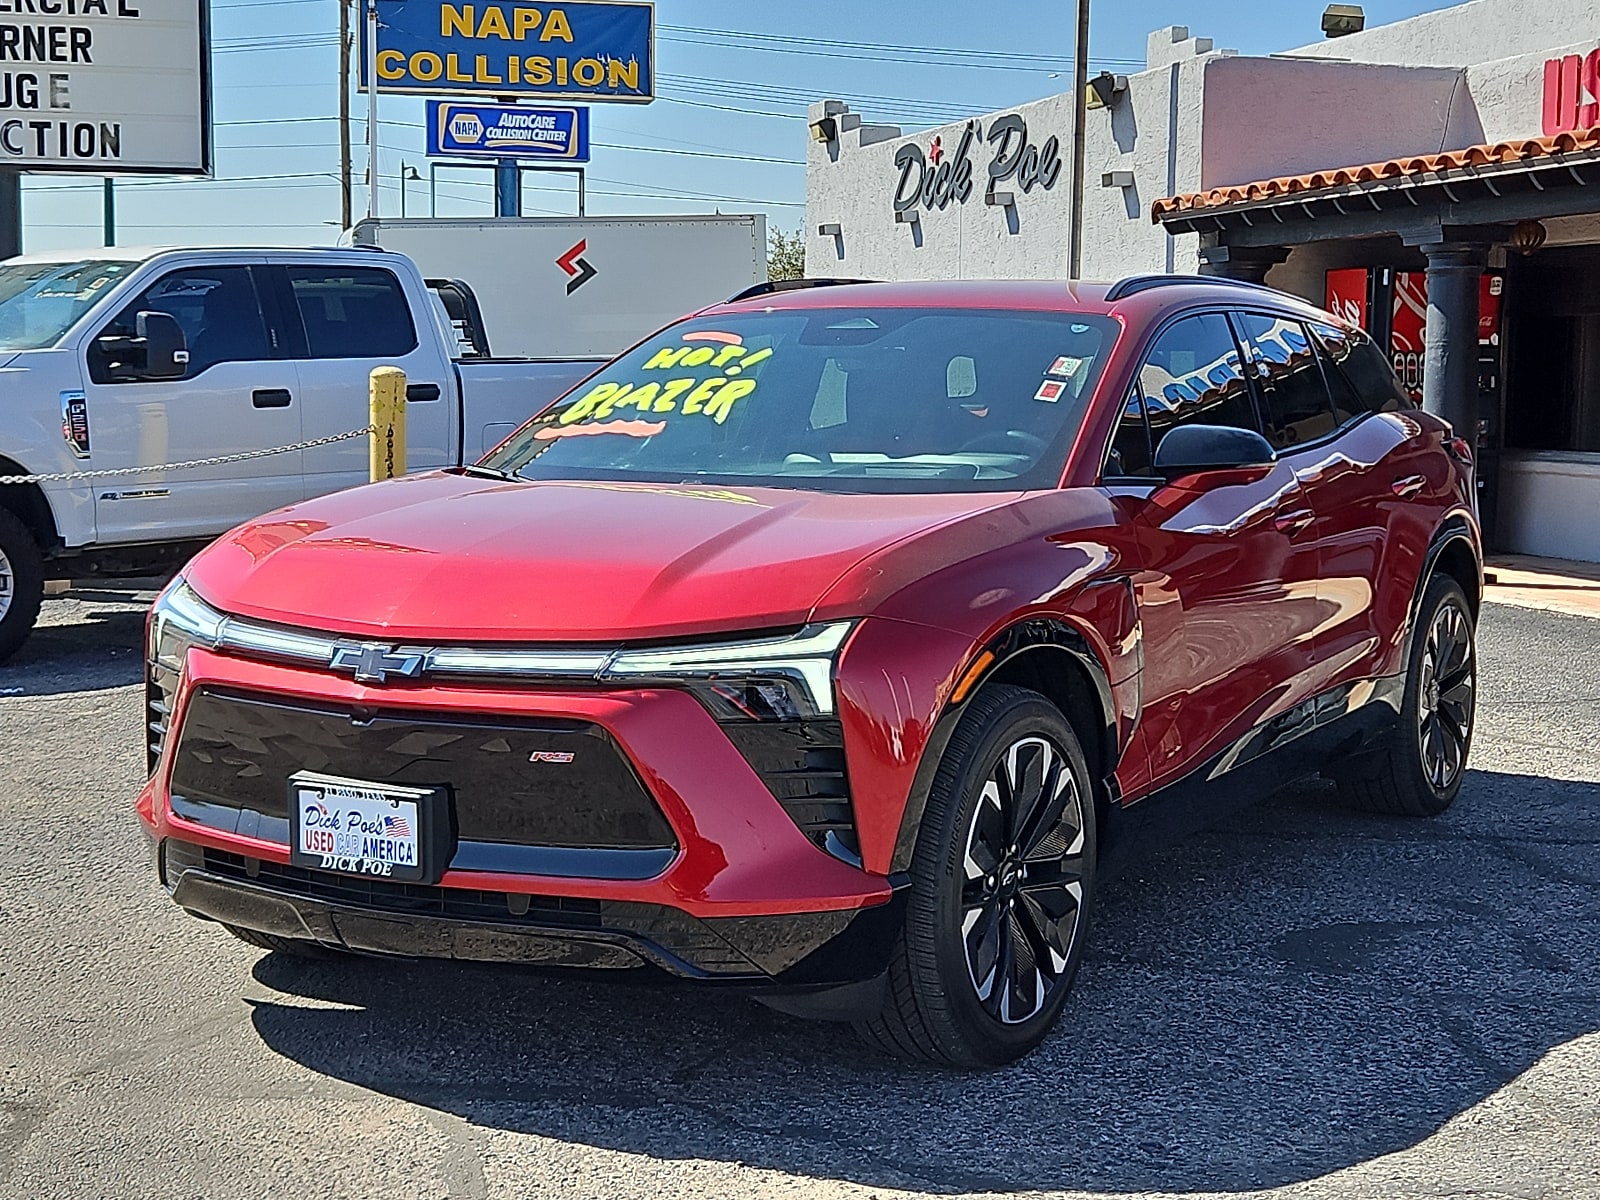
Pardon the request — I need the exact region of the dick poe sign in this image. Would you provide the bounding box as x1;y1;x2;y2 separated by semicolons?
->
361;1;653;102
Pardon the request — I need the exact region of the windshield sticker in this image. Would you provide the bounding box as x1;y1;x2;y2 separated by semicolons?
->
1034;380;1066;403
557;341;773;428
1048;355;1088;378
682;330;744;345
535;418;667;441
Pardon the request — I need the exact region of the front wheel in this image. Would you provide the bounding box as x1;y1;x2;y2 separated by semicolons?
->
1336;574;1476;817
855;685;1097;1067
0;507;45;666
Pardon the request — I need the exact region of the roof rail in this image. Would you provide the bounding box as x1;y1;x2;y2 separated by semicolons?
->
723;277;877;305
1103;273;1282;303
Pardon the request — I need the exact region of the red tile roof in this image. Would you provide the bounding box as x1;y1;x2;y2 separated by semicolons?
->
1152;126;1600;221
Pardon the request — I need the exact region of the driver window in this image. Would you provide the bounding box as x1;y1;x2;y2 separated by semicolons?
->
1137;312;1262;464
90;267;271;384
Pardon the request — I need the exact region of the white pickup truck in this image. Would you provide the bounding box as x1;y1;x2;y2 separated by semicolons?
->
0;245;606;661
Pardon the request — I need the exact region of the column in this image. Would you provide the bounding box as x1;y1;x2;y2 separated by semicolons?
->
1197;244;1289;284
1419;242;1487;438
0;171;20;260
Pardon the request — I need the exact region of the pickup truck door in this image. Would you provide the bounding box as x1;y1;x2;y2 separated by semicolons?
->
267;263;456;500
79;261;304;544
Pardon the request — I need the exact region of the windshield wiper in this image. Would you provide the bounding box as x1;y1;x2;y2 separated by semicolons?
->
459;464;511;481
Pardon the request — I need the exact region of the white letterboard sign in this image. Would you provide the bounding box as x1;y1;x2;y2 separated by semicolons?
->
0;0;210;174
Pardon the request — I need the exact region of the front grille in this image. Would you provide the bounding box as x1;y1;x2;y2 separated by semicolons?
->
200;848;605;927
168;689;677;858
721;721;859;863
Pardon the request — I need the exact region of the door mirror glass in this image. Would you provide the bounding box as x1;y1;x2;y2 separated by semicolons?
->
1152;423;1278;482
135;310;190;380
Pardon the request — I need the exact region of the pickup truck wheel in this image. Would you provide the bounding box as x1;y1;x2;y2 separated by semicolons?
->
854;684;1097;1068
0;507;45;665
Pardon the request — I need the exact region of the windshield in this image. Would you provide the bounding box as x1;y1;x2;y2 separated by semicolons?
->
483;306;1119;494
0;260;134;351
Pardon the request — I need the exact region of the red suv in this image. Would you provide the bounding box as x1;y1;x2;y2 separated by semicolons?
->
137;276;1481;1067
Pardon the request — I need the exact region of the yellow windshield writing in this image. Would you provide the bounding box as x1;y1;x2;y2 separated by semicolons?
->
558;343;773;427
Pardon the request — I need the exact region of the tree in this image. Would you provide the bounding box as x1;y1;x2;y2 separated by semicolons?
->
767;226;806;281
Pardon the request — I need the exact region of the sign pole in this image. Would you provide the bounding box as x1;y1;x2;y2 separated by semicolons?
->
494;159;521;217
103;179;115;246
339;0;353;229
366;0;380;219
1068;0;1090;279
0;171;18;260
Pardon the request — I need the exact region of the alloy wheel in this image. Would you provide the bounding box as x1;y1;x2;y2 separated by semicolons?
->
960;735;1089;1025
0;544;12;624
1418;599;1475;791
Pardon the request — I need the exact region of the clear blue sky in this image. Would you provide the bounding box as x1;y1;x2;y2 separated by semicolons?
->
22;0;1460;253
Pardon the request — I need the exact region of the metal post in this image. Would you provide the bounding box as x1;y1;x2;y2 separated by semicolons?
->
339;0;352;229
102;178;115;247
1067;0;1090;279
0;171;20;260
577;168;586;217
365;0;380;219
1420;242;1488;445
494;158;520;217
369;366;407;481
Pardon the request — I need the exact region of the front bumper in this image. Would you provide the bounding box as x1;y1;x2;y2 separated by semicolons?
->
161;840;905;984
139;648;901;986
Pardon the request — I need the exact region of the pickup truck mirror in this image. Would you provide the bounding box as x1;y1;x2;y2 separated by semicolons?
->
135;311;190;380
1152;424;1278;488
95;311;190;382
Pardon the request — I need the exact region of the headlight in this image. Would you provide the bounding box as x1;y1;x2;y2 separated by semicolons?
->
148;577;225;672
602;622;854;718
145;578;226;774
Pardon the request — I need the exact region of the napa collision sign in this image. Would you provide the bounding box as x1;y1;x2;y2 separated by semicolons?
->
427;100;590;160
361;2;653;102
0;0;209;174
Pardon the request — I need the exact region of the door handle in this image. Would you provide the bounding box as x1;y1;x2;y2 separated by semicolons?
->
1274;508;1315;536
407;383;442;403
1392;474;1427;499
252;389;293;409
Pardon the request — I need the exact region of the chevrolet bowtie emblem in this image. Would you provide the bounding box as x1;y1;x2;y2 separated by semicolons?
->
328;643;427;684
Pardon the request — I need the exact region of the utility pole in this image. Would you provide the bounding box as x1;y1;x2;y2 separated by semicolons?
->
339;0;352;229
365;0;380;219
1068;0;1090;279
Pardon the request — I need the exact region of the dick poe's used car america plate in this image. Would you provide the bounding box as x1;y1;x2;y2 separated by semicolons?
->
289;772;442;883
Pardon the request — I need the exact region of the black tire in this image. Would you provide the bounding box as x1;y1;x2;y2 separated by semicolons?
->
0;506;45;666
1335;574;1476;817
223;924;345;960
855;684;1097;1068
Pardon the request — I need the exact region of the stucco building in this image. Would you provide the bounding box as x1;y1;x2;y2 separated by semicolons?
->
806;0;1600;562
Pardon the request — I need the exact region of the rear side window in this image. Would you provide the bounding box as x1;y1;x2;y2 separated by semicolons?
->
285;267;417;359
1233;312;1338;450
1311;322;1413;421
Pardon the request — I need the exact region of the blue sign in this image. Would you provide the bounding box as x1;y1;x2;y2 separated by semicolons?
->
428;102;591;160
360;1;653;102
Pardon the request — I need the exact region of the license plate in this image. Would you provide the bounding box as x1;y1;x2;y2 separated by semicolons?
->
288;772;439;883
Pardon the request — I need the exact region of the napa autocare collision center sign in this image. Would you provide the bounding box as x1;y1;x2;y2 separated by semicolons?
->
361;1;653;101
0;0;209;173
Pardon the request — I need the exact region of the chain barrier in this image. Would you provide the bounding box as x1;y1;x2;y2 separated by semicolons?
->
0;426;376;487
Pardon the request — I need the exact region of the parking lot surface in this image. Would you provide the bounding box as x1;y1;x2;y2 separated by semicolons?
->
1;589;1596;1200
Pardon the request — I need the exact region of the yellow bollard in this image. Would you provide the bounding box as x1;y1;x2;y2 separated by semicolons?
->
369;366;407;482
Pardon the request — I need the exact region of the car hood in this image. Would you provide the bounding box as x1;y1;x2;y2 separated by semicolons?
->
186;472;1025;642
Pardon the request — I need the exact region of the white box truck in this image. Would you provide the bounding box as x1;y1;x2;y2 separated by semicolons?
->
348;214;767;360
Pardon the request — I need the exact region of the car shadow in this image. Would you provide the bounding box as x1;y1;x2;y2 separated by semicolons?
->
1;588;155;695
245;768;1600;1194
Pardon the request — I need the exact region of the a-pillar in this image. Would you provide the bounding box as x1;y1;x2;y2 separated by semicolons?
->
1419;242;1488;439
1198;244;1289;283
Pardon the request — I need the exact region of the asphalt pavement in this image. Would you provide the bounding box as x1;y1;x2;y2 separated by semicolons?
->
1;589;1596;1200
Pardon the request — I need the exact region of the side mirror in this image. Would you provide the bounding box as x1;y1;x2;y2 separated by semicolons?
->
135;311;190;380
1153;424;1278;486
